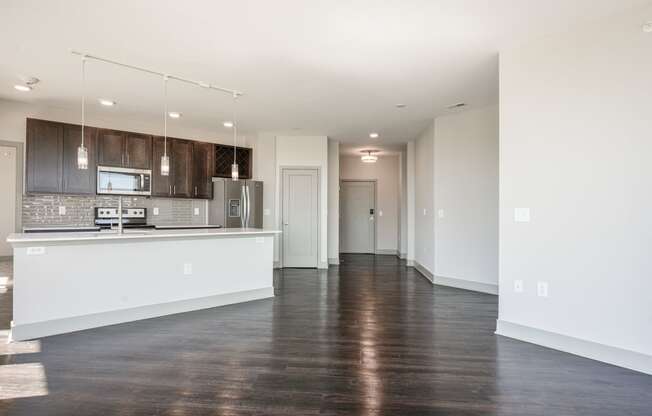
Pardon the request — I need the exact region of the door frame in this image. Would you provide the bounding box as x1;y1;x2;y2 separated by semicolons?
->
339;179;377;254
279;166;321;268
0;140;23;234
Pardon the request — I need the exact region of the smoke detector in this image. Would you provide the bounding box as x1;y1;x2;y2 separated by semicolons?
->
643;21;652;33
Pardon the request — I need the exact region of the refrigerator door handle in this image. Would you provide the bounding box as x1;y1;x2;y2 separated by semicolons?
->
245;185;251;228
240;185;245;228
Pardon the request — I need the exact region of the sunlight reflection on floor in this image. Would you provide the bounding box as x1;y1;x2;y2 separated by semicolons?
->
0;362;49;400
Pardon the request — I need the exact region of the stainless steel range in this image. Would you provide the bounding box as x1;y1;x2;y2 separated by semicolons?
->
94;207;154;230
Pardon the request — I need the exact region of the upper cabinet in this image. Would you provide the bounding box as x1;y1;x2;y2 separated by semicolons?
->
214;144;252;179
192;142;214;199
98;130;151;169
26;119;63;193
151;136;173;197
171;139;193;198
26;119;97;195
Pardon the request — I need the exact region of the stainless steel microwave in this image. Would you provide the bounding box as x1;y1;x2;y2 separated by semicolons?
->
97;166;152;196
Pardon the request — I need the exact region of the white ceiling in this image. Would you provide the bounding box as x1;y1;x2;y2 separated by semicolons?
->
0;0;645;145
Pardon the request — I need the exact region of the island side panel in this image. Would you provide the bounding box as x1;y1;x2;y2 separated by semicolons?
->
12;235;274;340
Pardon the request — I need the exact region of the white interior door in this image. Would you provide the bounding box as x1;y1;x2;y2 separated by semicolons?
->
282;168;319;268
0;146;17;257
340;181;375;254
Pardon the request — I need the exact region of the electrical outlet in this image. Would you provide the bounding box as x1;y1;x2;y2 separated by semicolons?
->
193;207;200;216
183;263;193;275
438;209;445;219
256;237;264;243
26;247;46;256
153;207;159;216
537;281;549;297
423;208;427;216
514;280;524;293
58;206;66;215
514;208;531;223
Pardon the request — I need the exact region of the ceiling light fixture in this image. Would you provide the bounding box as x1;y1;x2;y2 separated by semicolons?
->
361;150;378;163
223;121;234;128
369;132;379;139
160;75;170;176
395;104;407;108
447;102;467;110
231;94;239;180
168;111;182;119
98;99;115;106
77;57;88;170
14;84;32;92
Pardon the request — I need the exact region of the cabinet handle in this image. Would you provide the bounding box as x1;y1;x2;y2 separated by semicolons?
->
173;185;176;195
169;185;172;195
121;154;124;165
194;186;197;196
126;152;129;166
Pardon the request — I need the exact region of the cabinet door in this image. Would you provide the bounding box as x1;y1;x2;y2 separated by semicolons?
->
125;133;152;169
26;119;63;193
171;139;193;198
62;124;97;194
97;129;125;167
151;136;173;197
192;142;214;199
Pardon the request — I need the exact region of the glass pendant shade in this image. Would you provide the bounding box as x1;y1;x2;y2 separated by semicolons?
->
77;145;89;170
160;155;170;176
361;151;378;163
231;163;239;180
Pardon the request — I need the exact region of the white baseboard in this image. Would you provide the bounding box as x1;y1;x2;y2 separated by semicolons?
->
410;262;498;295
273;261;281;269
375;249;400;256
496;319;652;375
406;259;415;267
318;261;329;269
328;257;340;265
11;287;274;342
399;252;407;259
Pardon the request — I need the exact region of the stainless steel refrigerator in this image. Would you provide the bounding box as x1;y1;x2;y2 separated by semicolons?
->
209;178;263;228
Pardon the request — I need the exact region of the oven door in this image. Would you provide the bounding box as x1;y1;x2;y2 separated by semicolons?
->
97;166;152;196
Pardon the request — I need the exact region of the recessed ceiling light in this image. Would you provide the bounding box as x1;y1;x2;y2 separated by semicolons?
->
369;132;379;139
446;102;467;110
168;112;182;119
98;99;116;106
643;21;652;33
223;121;234;128
395;104;407;108
14;84;31;92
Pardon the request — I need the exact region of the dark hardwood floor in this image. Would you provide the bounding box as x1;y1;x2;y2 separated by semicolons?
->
0;255;650;415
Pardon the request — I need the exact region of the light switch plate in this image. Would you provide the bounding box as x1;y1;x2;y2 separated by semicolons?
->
537;281;549;297
58;206;66;215
514;280;524;293
193;207;200;216
153;207;159;216
183;263;193;275
379;210;383;217
423;208;427;216
438;209;445;219
514;208;531;223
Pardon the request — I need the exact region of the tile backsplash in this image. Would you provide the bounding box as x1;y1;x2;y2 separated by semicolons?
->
22;194;207;228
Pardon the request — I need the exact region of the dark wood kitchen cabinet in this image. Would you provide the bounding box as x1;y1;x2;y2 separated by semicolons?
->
192;142;214;198
62;124;97;194
171;139;193;198
26;118;63;193
98;130;151;169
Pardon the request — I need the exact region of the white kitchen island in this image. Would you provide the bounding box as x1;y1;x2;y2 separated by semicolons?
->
6;228;280;341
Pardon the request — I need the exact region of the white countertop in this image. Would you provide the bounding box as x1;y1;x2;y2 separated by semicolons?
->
7;227;281;245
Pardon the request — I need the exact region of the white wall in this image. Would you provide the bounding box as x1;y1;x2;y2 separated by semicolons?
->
327;140;340;263
0;146;17;256
406;141;416;263
434;106;498;287
340;154;400;253
274;135;329;268
414;122;435;272
498;4;652;373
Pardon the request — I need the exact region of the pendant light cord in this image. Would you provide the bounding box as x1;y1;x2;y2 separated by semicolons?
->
233;93;237;163
81;56;86;147
163;75;168;157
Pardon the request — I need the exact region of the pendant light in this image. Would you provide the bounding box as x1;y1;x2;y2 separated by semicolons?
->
361;150;378;163
231;92;239;180
160;75;170;176
77;57;88;170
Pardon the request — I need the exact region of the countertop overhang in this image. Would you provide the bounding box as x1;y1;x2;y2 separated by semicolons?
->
7;228;281;245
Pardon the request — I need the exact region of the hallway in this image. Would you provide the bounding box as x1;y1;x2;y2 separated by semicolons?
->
0;255;650;415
